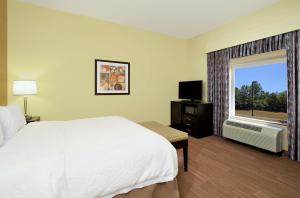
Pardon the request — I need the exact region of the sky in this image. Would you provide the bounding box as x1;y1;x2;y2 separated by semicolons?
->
235;63;287;93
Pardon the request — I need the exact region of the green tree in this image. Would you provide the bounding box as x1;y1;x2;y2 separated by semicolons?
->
235;82;287;113
251;81;263;110
235;87;241;109
276;91;287;112
266;93;278;111
238;85;251;110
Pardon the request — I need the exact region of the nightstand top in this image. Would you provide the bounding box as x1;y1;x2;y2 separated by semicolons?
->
26;116;40;123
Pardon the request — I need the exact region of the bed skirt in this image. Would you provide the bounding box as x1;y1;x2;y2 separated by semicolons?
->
114;179;180;198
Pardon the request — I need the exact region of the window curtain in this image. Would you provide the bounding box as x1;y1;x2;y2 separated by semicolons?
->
207;30;299;161
207;49;230;136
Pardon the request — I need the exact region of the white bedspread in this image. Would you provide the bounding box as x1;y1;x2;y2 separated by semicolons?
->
0;116;178;198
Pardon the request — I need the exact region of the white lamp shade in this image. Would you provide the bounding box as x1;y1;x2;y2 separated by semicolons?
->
13;81;37;95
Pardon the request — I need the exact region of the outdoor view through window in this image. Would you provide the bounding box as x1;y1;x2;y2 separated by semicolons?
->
234;62;287;124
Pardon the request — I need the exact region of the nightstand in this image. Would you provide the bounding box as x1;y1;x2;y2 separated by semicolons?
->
26;116;40;124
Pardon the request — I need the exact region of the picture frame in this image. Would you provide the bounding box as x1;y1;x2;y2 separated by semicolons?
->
95;59;130;95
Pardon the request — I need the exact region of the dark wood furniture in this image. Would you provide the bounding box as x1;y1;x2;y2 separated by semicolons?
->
139;121;189;172
172;139;188;172
171;100;213;138
26;116;40;124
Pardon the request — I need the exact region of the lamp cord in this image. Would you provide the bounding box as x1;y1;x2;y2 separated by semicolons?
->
24;96;27;117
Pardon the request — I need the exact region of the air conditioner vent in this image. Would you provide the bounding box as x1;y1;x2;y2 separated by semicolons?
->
226;120;262;132
223;119;283;153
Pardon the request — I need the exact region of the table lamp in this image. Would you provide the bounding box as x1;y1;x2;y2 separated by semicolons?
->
13;80;37;119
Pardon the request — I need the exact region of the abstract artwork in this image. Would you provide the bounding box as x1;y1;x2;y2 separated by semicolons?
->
95;59;130;95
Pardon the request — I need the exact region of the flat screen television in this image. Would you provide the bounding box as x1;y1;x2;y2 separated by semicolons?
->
179;80;202;101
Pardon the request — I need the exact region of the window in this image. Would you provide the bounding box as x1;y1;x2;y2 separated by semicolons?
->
230;50;287;124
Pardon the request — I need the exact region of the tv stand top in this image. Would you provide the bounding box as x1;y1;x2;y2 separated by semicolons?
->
173;100;210;105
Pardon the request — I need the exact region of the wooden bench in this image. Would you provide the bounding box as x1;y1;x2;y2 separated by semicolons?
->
139;121;188;172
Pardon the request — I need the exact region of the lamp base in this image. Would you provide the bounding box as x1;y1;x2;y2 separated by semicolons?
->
25;115;32;120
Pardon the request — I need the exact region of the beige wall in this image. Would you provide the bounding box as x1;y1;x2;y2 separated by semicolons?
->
187;0;300;150
0;0;7;105
7;0;190;124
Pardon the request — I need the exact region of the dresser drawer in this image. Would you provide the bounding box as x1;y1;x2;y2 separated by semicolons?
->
182;114;196;124
183;123;193;133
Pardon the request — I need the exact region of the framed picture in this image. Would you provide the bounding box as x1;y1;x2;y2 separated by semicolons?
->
95;59;130;95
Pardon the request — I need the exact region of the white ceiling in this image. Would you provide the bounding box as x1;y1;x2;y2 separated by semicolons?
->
19;0;279;38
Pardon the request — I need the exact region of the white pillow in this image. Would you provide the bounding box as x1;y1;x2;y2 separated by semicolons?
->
0;124;4;147
0;104;26;142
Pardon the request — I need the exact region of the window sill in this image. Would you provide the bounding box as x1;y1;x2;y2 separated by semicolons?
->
230;115;287;127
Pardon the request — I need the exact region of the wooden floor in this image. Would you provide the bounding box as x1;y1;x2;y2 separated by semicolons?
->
176;136;300;198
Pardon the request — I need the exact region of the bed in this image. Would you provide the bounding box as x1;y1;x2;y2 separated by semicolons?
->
0;115;179;198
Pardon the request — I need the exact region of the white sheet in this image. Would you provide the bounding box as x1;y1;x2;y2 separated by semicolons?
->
0;116;178;198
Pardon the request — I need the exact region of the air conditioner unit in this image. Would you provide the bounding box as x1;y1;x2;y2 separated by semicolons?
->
223;119;283;153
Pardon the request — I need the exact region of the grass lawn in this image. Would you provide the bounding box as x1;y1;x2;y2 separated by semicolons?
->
235;110;287;123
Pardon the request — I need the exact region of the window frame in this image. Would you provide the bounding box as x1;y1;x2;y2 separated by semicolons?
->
229;50;287;126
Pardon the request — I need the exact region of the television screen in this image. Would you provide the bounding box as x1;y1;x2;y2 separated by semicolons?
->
179;80;202;100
